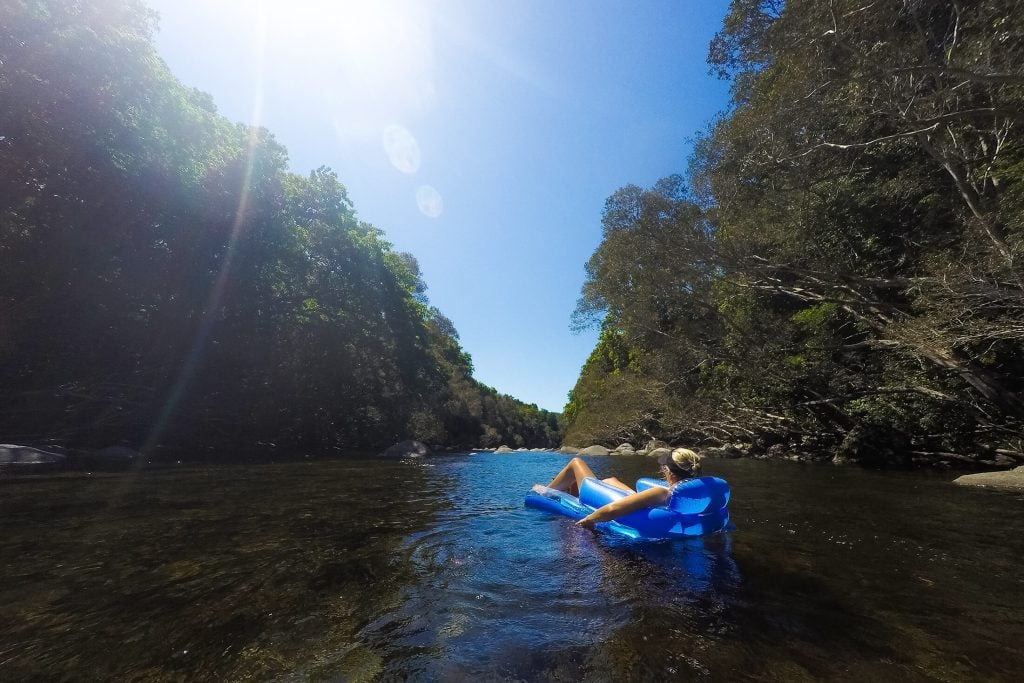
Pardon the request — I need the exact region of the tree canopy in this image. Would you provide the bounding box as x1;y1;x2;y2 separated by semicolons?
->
0;0;560;454
565;0;1024;467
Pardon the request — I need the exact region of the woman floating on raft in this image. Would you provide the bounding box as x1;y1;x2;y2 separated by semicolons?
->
525;448;731;539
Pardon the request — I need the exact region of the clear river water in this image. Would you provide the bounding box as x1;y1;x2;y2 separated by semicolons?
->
2;452;1023;681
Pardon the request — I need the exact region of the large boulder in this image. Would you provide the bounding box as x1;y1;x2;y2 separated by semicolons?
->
0;444;67;474
647;447;671;460
377;440;431;459
558;446;580;455
579;445;610;456
704;444;744;459
614;442;636;455
494;445;515;454
954;466;1024;492
645;439;669;452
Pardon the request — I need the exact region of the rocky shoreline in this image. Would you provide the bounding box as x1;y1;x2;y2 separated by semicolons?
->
8;436;1022;486
547;438;1024;489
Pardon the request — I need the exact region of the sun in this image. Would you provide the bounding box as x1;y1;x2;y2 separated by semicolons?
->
268;0;437;115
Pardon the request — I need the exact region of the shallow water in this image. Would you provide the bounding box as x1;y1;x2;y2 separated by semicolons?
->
1;453;1022;681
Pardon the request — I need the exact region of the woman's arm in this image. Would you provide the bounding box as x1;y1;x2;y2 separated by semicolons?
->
576;486;670;528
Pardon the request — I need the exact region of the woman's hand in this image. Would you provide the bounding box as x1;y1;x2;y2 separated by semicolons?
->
576;515;597;529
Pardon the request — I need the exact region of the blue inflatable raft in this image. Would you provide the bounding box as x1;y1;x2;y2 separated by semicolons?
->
524;476;731;540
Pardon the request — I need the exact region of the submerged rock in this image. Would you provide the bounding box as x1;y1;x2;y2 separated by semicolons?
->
377;440;431;459
578;445;610;456
0;444;67;474
953;466;1024;492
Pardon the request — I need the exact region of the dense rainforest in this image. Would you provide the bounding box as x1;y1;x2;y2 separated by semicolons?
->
564;0;1024;468
0;0;560;455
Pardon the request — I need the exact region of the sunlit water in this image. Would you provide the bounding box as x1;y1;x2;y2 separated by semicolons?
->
2;453;1022;681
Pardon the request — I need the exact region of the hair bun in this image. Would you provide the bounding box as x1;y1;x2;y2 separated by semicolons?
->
671;448;702;473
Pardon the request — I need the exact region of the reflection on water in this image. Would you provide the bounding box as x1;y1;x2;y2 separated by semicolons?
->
2;454;1023;680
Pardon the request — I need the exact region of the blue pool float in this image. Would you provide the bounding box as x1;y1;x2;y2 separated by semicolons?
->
524;476;731;540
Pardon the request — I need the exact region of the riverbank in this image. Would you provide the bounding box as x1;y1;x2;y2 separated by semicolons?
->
6;435;1021;480
557;438;1024;473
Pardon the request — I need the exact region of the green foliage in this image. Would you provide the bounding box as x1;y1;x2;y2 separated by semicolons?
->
420;317;561;448
0;0;560;453
566;0;1024;465
790;303;838;332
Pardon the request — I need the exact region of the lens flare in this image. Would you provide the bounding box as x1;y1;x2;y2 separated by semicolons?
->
382;124;421;174
416;185;444;218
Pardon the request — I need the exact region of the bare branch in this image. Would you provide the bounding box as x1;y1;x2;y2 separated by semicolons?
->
890;65;1024;88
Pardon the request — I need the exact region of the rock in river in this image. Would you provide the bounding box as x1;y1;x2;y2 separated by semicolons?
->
953;466;1024;492
578;445;610;456
0;444;67;474
647;447;672;460
377;440;432;459
494;445;515;454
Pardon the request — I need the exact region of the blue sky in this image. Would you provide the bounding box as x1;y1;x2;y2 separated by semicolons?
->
146;0;732;412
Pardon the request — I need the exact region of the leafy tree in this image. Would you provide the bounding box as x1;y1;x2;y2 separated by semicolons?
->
0;0;561;454
567;0;1023;466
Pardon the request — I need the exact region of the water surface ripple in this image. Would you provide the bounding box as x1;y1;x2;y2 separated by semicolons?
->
2;453;1022;680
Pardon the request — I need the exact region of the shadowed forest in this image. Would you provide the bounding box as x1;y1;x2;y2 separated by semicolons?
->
564;0;1024;468
0;0;559;455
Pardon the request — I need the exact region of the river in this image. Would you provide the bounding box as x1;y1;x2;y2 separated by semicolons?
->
2;453;1022;680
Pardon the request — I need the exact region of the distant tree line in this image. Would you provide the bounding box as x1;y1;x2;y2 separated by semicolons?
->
564;0;1024;467
0;0;560;454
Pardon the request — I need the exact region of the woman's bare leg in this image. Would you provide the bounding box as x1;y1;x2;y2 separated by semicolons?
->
544;457;598;496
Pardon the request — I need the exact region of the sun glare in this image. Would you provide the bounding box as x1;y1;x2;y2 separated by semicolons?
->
267;1;436;116
258;1;442;216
